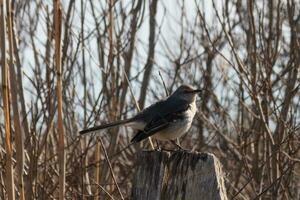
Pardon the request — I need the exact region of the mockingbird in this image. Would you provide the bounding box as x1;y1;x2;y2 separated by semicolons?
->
79;85;200;145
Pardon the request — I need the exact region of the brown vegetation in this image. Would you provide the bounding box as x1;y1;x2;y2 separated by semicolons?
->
0;0;299;199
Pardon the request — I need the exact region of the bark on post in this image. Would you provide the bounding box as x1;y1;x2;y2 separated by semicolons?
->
132;151;227;200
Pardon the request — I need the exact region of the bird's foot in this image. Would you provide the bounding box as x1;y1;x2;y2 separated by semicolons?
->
171;140;184;150
154;147;162;151
176;147;190;153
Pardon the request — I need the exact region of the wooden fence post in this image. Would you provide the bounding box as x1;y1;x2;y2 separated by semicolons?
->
131;151;169;200
131;150;227;200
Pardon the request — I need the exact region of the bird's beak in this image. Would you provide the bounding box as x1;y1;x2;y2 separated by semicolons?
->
190;89;202;93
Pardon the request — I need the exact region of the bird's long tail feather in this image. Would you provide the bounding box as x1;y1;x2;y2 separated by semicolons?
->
79;118;133;135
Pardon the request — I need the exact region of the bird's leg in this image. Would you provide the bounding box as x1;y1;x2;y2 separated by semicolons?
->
155;140;162;151
171;139;184;150
176;138;181;148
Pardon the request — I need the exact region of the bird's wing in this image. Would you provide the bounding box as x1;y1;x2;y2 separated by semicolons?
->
130;122;170;143
130;103;189;143
133;97;189;123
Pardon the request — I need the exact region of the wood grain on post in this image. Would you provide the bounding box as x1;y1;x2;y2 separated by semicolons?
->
131;151;169;200
132;151;227;200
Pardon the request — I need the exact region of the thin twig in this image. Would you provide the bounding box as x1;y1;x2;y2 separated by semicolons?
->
123;68;155;149
99;138;125;200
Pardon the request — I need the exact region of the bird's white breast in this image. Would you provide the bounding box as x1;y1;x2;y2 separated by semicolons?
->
153;101;197;141
186;101;197;122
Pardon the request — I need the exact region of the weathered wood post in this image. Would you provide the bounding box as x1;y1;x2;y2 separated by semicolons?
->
131;151;227;200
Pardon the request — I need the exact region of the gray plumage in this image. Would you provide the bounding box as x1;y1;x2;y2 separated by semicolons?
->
79;85;201;143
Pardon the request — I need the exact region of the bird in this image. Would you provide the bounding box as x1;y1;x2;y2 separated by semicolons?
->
79;85;201;146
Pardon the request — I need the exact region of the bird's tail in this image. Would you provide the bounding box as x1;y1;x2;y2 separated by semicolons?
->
79;118;134;135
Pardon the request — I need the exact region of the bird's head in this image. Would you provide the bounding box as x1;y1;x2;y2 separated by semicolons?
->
171;85;201;103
